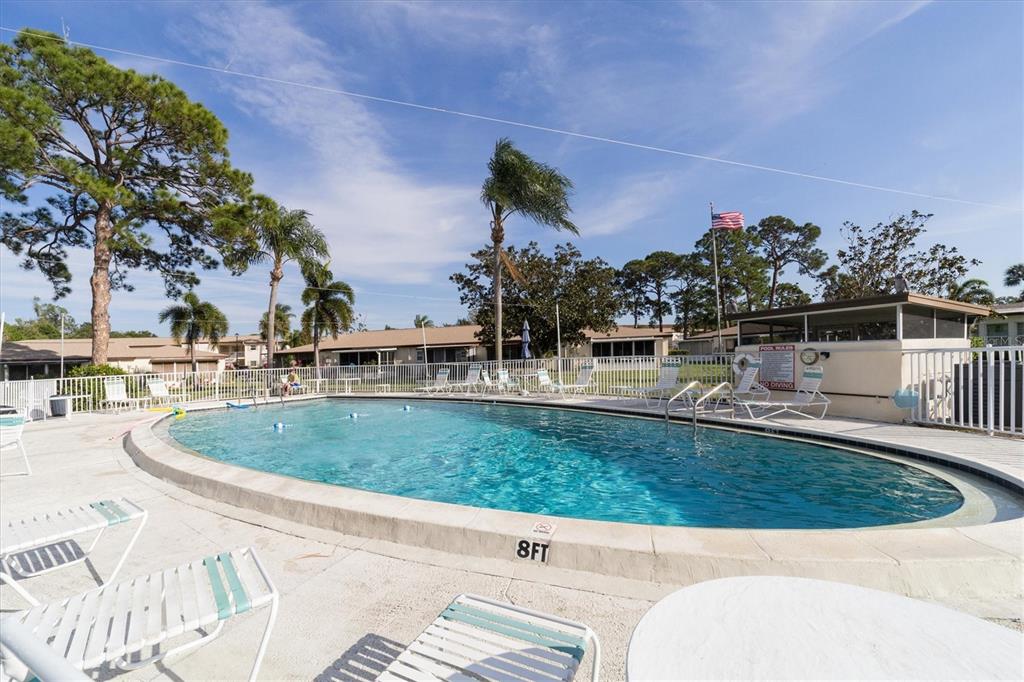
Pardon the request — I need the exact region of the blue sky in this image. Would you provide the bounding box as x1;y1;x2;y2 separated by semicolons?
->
1;0;1021;335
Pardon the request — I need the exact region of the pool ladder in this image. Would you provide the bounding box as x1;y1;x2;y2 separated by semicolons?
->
665;381;734;427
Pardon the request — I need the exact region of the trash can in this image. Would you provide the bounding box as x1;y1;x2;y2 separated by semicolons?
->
49;395;70;417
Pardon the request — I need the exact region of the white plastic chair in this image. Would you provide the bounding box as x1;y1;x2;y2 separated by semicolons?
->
611;360;681;407
378;593;601;682
448;363;483;395
1;547;277;682
550;364;595;399
735;366;831;420
0;411;31;477
1;498;147;606
732;356;770;401
496;369;520;394
415;368;450;395
100;379;147;412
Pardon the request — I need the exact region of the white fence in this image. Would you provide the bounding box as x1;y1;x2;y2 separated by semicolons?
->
0;354;735;419
904;345;1023;435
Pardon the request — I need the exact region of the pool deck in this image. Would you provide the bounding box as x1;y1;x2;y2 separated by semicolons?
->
2;397;1022;680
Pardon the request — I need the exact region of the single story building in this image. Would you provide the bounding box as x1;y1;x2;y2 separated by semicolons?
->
672;326;743;355
727;292;991;422
977;302;1024;346
286;324;676;365
0;337;228;379
580;326;675;358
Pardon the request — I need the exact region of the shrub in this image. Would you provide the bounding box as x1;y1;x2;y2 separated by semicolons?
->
67;364;127;377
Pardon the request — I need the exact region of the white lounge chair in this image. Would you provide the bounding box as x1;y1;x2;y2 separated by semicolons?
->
550;363;595;399
735;366;831;420
496;369;520;394
0;547;278;682
100;378;148;412
0;411;31;477
147;379;181;406
611;360;682;407
479;370;497;395
448;363;483;395
378;593;601;682
415;368;450;395
535;368;556;395
1;498;147;606
732;355;770;401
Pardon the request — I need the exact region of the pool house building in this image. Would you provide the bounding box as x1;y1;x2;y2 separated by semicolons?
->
728;293;993;423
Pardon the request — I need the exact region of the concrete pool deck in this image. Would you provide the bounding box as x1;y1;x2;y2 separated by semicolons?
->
1;400;1022;680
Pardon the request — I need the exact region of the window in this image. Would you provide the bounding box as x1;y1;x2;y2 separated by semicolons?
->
935;310;964;339
808;307;897;341
248;360;257;367
985;323;1009;344
592;339;656;357
902;305;934;339
249;345;257;351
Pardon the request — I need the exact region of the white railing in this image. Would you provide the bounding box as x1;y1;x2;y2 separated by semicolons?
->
0;354;735;418
903;345;1023;435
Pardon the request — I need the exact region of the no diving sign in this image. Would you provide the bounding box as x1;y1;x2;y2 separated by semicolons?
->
515;521;556;564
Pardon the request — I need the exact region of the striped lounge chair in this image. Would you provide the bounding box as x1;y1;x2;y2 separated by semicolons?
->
1;499;147;606
379;593;601;682
0;547;278;682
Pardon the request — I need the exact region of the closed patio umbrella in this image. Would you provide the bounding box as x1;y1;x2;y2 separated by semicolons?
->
521;320;532;359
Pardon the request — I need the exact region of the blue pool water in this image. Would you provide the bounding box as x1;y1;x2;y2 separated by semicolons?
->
167;399;964;528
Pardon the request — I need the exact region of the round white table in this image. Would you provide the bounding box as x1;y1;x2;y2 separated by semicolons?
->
626;576;1023;680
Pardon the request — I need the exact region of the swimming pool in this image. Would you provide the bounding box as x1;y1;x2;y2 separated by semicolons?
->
167;399;964;529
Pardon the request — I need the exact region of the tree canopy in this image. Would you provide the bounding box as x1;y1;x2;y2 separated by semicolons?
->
0;30;253;363
157;291;228;372
816;211;978;301
451;242;617;355
480;138;577;361
748;216;826;308
300;260;354;368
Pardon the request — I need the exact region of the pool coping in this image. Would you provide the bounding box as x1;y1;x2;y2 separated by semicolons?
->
125;395;1023;605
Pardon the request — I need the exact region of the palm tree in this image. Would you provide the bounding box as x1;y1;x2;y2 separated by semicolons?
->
243;198;329;368
1005;263;1024;299
158;291;229;372
260;304;294;347
948;278;995;305
481;138;577;361
300;261;355;371
413;314;434;328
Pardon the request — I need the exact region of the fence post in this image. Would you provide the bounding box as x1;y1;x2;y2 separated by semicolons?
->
986;347;995;435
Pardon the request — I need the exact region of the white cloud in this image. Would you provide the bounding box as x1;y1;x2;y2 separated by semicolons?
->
173;2;483;285
575;173;681;237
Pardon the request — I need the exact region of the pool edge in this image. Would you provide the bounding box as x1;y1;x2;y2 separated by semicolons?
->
124;398;1023;607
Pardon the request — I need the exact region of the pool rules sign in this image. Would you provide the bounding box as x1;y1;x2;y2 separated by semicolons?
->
758;344;796;390
516;521;556;564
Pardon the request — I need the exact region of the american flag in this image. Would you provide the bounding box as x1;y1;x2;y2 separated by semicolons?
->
711;211;744;231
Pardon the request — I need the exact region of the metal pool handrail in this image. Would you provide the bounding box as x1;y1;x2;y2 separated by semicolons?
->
663;380;703;421
679;381;734;427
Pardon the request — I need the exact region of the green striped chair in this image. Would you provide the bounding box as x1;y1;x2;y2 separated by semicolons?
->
1;498;147;606
735;365;831;420
0;547;278;682
379;593;601;682
0;411;30;477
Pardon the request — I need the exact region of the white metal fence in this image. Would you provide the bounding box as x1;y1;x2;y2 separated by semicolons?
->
0;354;735;419
904;345;1023;435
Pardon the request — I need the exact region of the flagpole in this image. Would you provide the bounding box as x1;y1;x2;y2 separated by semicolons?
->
710;202;723;354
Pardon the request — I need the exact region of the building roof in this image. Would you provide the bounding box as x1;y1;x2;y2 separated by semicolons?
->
992;302;1024;315
0;337;227;365
585;325;676;341
674;326;740;341
288;325;491;353
287;323;674;354
727;293;991;322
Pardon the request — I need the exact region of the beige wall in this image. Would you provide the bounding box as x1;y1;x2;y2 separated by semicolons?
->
736;339;971;423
